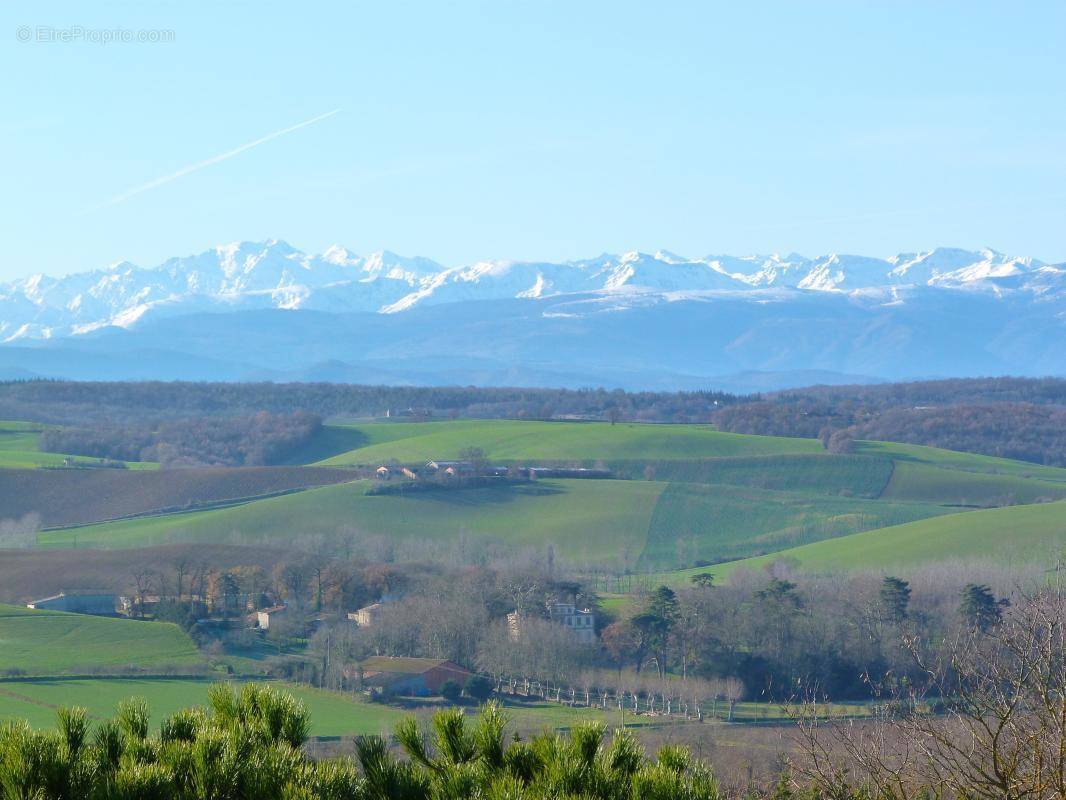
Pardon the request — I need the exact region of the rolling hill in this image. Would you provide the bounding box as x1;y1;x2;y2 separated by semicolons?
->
32;474;964;569
0;420;156;471
19;418;1066;574
657;500;1066;586
311;420;822;465
0;466;358;528
0;604;201;674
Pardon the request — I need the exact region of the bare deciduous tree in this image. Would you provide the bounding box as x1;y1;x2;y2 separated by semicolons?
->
793;587;1066;799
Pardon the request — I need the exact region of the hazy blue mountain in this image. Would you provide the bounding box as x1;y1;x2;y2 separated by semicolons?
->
2;241;1063;389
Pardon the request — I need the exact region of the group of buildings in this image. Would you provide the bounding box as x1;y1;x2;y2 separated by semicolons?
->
374;459;612;481
25;589;597;702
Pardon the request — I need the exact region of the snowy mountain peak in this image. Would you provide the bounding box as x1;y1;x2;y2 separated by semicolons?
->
0;242;1061;341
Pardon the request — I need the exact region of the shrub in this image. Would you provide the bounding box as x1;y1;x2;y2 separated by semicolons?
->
439;680;462;702
464;674;494;701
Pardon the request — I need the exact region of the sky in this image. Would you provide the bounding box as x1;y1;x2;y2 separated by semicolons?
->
1;0;1064;281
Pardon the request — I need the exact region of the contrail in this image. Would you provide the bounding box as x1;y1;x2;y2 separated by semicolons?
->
85;108;341;212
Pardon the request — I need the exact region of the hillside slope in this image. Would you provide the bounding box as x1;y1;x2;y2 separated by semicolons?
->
659;501;1066;584
1;466;357;528
0;604;200;674
312;420;821;465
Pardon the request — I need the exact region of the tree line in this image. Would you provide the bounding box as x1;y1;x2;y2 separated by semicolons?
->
39;411;321;467
0;380;746;426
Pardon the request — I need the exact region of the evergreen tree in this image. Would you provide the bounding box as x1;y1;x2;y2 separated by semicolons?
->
960;583;1009;630
879;576;911;623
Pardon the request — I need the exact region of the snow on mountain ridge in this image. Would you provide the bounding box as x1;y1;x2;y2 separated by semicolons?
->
0;241;1060;341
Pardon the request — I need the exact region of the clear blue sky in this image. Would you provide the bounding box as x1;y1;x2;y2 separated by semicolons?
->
2;0;1064;280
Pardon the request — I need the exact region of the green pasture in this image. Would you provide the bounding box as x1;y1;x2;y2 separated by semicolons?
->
312;420;822;465
0;420;156;470
0;605;201;674
654;500;1066;586
609;454;894;498
855;440;1066;483
639;482;951;569
880;461;1066;506
0;678;406;736
37;479;666;563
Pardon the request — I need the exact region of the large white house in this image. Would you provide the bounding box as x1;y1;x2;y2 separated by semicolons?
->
507;602;597;645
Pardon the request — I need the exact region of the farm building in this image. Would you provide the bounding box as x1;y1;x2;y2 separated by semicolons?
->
375;466;392;479
119;594;162;617
256;604;287;630
347;602;384;628
26;591;117;616
352;656;473;697
425;460;473;475
527;467;612;479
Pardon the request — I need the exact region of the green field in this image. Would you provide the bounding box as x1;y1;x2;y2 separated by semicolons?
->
0;420;156;470
0;675;841;736
880;461;1066;506
18;417;1066;575
0;678;406;735
610;454;895;497
312;420;823;465
656;500;1066;585
37;479;666;563
639;482;951;569
36;473;958;570
0;605;201;674
855;440;1066;483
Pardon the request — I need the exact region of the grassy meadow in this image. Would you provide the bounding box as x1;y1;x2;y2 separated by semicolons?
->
880;460;1066;506
36;479;667;563
27;417;1066;575
0;604;201;674
0;420;157;470
654;500;1066;586
639;482;951;568
610;453;895;497
0;678;407;736
311;420;823;465
3;414;1065;591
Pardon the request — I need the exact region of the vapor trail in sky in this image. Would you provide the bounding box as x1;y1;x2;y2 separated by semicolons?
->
86;108;342;212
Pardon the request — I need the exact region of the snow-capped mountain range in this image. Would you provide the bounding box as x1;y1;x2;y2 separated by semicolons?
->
2;240;1063;342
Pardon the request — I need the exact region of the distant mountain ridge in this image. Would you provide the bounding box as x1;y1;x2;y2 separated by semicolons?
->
2;240;1063;342
2;240;1064;391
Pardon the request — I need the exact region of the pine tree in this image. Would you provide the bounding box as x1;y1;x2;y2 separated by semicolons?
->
960;583;1009;630
879;576;911;623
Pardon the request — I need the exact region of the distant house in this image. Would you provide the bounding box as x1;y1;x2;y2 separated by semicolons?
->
425;460;473;475
549;603;597;644
352;656;473;697
383;408;431;419
401;467;419;479
256;604;287;630
119;594;162;617
375;466;391;480
347;602;384;628
27;590;117;616
509;603;596;644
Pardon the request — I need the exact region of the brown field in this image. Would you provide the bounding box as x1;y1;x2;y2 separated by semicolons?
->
0;466;357;528
0;543;296;603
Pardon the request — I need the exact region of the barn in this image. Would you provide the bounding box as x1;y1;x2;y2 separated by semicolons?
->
354;656;473;697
